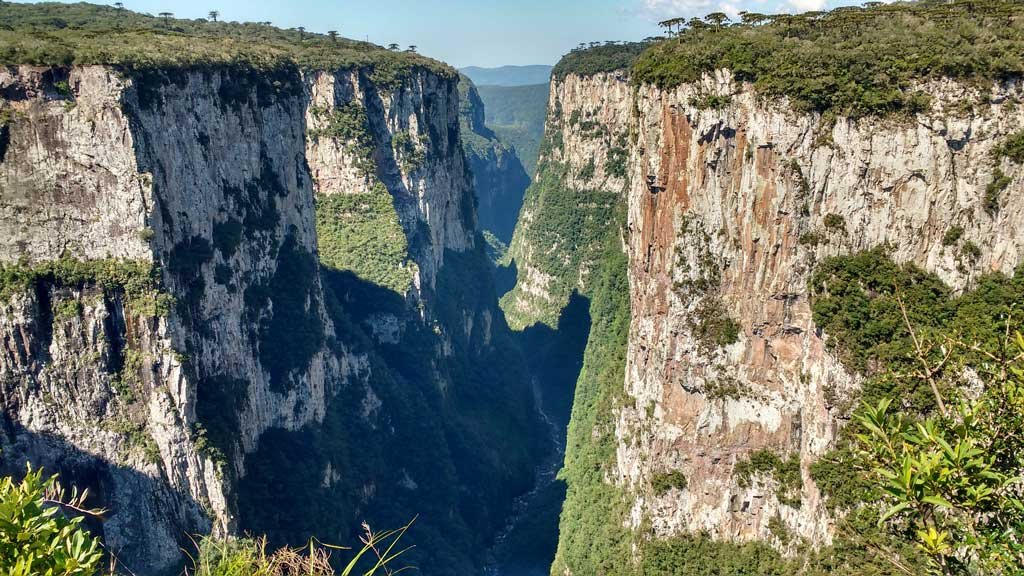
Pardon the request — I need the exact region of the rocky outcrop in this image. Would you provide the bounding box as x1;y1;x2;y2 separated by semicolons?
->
500;72;633;329
621;72;1024;545
0;61;538;575
528;68;1024;571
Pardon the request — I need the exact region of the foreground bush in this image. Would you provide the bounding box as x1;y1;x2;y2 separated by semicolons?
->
0;463;413;576
0;464;105;576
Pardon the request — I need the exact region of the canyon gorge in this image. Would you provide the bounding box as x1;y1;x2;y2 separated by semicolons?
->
2;1;1024;575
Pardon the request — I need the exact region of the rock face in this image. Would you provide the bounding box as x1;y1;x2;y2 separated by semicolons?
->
501;72;633;329
458;75;530;244
0;62;539;575
519;69;1024;571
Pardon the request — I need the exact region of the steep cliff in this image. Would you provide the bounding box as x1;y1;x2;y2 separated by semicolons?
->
458;75;530;245
0;6;542;574
501;7;1024;573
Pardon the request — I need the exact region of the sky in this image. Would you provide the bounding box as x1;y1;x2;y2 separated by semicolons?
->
22;0;866;67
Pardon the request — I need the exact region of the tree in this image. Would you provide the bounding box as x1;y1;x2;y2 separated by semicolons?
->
855;329;1024;574
704;11;730;29
387;43;400;50
327;30;338;42
158;11;172;26
406;45;417;53
296;26;306;39
113;2;123;8
208;10;219;22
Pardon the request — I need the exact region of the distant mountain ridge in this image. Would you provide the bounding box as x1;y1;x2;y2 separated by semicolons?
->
460;65;553;86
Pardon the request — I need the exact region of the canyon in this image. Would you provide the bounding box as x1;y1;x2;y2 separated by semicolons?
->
3;2;1024;575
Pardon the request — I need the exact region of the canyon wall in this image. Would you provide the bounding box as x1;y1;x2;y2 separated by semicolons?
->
513;69;1024;574
0;62;540;575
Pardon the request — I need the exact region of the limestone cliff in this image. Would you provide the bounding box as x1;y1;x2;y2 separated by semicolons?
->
516;67;1024;573
0;59;539;575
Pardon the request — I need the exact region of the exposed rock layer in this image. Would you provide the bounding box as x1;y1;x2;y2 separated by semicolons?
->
0;63;537;575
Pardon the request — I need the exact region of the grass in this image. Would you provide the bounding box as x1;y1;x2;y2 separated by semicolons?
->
0;1;453;82
190;520;415;576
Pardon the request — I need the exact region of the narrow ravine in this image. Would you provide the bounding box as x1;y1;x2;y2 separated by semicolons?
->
483;376;566;576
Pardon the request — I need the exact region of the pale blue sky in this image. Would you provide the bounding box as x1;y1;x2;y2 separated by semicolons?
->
22;0;866;67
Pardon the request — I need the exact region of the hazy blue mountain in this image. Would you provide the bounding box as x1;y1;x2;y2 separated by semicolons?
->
460;65;553;86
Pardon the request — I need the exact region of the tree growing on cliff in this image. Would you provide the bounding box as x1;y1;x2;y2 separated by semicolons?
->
207;10;219;22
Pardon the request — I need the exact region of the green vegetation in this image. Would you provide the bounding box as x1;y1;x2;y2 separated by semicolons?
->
0;2;452;81
315;189;413;294
552;206;635;576
0;255;172;317
823;213;846;233
993;130;1024;163
391;131;425;172
501;161;620;328
689;93;732;110
633;0;1024;117
651;470;688;495
985;169;1010;215
0;465;105;576
734;450;802;508
809;247;1023;411
475;83;550;175
642;533;791;576
552;41;652;80
807;249;1024;573
855;345;1024;575
941;225;964;247
309;103;376;173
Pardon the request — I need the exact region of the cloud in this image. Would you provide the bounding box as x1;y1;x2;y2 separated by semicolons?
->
787;0;827;10
637;0;718;20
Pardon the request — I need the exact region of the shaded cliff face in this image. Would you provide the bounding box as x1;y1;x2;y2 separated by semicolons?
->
0;62;540;575
514;68;1024;574
458;75;530;244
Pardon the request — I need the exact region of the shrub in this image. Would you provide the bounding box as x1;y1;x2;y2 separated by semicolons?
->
854;335;1024;575
941;225;964;246
651;470;688;495
985;168;1010;215
734;449;802;507
993;131;1024;163
961;240;982;261
823;213;846;233
0;465;105;576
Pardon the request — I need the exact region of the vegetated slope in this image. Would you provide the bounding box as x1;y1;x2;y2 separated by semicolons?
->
0;1;450;80
476;83;550;176
0;4;545;575
521;3;1024;572
633;0;1024;117
458;75;531;244
460;64;552;87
